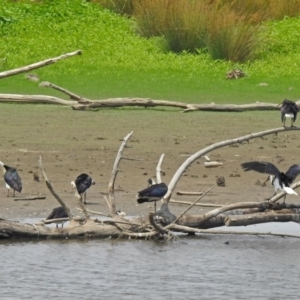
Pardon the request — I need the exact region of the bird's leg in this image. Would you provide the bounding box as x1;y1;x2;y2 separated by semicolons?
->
283;194;287;203
12;189;15;197
265;192;276;202
56;223;58;228
262;176;270;187
154;201;156;213
84;192;87;204
6;188;9;197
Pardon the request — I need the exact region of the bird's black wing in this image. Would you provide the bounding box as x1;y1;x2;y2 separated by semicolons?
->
285;164;300;184
138;183;168;198
241;161;281;177
75;173;92;194
46;207;68;220
4;168;22;192
282;100;299;114
46;206;68;220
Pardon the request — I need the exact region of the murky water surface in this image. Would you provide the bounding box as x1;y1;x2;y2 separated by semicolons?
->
1;221;300;299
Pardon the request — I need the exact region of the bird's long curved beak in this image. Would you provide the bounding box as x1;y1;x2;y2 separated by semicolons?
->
276;103;282;108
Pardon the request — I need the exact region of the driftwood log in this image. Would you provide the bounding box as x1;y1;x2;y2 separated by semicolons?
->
0;127;300;240
1;53;300;240
1;92;298;113
0;51;299;112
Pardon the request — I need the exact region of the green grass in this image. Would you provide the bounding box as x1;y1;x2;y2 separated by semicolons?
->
0;0;300;105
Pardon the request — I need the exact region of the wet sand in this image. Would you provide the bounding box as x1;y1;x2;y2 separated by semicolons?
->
0;104;298;220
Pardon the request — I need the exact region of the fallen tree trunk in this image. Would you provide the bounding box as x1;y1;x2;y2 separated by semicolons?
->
225;213;300;227
0;50;82;79
0;94;76;105
1;93;299;113
1;128;300;241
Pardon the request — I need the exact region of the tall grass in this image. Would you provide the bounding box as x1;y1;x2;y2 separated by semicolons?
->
92;0;135;15
133;0;207;53
98;0;300;62
1;0;300;104
203;3;262;62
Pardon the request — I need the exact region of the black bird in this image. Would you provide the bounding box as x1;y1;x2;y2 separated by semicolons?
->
71;173;95;204
136;181;168;212
241;161;300;202
279;99;299;127
0;161;22;197
46;206;68;228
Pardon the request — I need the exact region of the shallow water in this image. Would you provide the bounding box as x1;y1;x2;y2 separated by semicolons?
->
1;222;300;299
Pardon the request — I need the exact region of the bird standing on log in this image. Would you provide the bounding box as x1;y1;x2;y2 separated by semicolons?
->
136;179;168;212
278;99;299;127
46;206;68;228
71;173;95;204
0;161;22;197
241;161;300;202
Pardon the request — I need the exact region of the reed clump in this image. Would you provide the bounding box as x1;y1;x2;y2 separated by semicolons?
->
95;0;300;62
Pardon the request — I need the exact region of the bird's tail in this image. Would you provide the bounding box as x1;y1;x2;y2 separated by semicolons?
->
284;186;298;195
137;198;148;204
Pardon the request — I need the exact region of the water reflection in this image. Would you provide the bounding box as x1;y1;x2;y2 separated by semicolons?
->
1;222;300;299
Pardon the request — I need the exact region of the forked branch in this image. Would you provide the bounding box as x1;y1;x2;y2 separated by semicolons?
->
108;131;133;215
38;156;73;221
164;126;300;202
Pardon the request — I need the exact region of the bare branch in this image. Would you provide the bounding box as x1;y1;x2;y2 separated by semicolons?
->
38;156;73;221
43;217;69;225
0;94;76;105
156;154;165;183
108;131;133;215
149;213;169;235
77;195;90;220
14;196;46;201
197;202;267;226
167;223;300;238
170;199;223;207
39;81;90;102
168;186;214;226
164;126;300;202
0;50;82;79
225;213;300;227
176;191;204;196
75;207;111;218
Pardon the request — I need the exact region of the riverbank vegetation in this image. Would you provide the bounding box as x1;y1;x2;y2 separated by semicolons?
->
1;0;300;103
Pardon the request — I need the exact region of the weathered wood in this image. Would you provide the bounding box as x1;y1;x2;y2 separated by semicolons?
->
204;161;223;167
0;50;82;79
39;156;74;221
0;94;76;105
225;213;300;227
176;191;204;196
1;93;299;114
170;199;222;207
156;154;165;184
170;187;214;225
14;196;46;201
167;223;300;238
39;81;90;103
108;131;133;216
43;217;69;225
163;126;300;203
